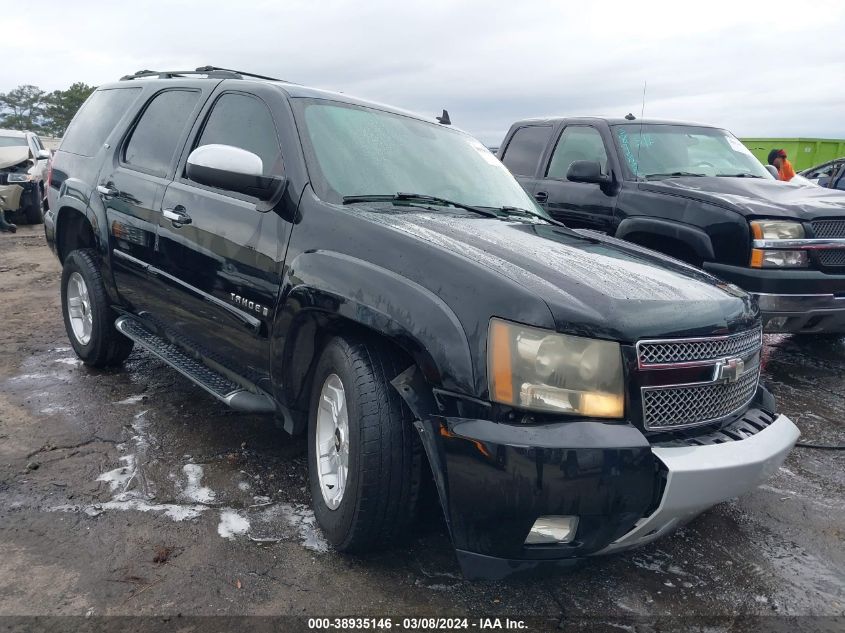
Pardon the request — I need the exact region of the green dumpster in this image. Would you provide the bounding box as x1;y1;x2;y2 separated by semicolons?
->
741;138;845;171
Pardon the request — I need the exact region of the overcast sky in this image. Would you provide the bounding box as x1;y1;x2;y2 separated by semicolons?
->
7;0;845;145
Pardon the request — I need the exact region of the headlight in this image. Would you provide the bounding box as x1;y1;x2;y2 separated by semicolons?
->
6;173;32;183
749;220;809;268
750;220;805;240
488;318;624;418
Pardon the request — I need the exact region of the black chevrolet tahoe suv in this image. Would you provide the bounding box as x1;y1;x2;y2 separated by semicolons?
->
46;68;798;580
498;117;845;334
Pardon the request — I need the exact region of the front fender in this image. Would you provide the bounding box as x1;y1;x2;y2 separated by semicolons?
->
276;250;475;396
615;216;715;262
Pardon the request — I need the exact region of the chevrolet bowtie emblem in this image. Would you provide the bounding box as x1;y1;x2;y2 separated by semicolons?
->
714;357;745;383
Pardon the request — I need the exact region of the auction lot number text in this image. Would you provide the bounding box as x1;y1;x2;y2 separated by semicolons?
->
308;617;528;630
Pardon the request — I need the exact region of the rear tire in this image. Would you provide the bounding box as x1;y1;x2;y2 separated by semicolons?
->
61;249;134;367
307;335;422;553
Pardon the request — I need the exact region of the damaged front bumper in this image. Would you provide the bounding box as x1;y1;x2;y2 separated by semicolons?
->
414;398;799;580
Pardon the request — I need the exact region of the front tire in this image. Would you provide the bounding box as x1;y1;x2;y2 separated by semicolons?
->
25;190;44;225
307;335;422;553
61;249;133;367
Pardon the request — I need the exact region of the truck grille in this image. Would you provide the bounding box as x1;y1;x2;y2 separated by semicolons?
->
642;367;760;430
818;250;845;267
811;219;845;239
637;328;762;367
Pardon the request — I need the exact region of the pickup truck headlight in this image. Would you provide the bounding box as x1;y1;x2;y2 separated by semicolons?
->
488;318;624;418
750;220;805;240
749;220;809;268
6;173;32;183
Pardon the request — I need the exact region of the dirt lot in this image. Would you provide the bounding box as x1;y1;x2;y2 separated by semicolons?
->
0;226;843;629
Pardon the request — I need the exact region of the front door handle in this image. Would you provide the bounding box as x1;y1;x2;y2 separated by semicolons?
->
97;184;118;197
163;207;192;225
534;191;548;203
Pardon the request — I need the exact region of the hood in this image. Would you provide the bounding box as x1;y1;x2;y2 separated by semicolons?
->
0;146;30;171
639;176;845;219
345;206;757;341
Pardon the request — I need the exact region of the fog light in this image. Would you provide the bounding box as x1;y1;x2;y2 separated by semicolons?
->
525;516;579;545
750;249;808;268
765;316;790;331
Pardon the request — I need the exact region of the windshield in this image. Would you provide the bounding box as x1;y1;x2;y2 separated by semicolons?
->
294;99;546;214
0;136;28;148
612;124;772;180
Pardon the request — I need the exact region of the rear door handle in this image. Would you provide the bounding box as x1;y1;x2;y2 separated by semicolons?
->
97;184;118;197
163;207;192;225
534;191;548;203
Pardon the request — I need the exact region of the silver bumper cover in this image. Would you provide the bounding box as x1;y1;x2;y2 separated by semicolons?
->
595;413;799;555
753;292;845;333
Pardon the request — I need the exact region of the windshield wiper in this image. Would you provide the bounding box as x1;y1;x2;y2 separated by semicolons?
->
494;206;548;221
643;171;708;180
715;172;763;178
342;193;500;218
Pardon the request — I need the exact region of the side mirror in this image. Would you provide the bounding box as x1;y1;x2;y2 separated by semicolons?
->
764;164;780;180
567;160;610;185
36;149;51;160
186;144;281;201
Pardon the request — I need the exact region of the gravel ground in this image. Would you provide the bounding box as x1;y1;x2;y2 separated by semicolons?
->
0;225;842;631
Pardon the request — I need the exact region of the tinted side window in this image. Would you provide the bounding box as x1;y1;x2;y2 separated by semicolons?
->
124;90;201;177
547;127;608;179
194;93;282;177
61;88;141;157
501;125;553;176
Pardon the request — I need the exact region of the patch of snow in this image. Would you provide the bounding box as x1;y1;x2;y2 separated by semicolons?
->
218;509;250;539
278;503;329;552
237;481;251;491
182;464;215;504
54;357;82;366
9;373;52;381
116;395;145;405
96;455;136;492
52;500;205;521
40;405;67;415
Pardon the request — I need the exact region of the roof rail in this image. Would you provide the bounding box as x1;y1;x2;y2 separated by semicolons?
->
119;66;291;83
119;69;242;81
194;66;289;82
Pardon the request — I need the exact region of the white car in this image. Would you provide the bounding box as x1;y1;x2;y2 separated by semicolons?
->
0;129;51;225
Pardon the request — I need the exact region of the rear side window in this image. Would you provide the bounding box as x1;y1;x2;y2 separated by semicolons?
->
194;93;282;177
123;90;201;177
61;88;141;157
501;125;553;176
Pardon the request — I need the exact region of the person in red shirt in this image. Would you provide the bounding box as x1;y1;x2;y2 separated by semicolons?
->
767;148;796;181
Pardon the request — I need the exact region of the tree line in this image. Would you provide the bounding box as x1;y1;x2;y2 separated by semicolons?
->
0;83;96;138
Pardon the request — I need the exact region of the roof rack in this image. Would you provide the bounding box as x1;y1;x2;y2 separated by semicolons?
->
120;66;291;83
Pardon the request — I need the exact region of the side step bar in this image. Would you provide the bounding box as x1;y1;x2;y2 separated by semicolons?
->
115;315;276;414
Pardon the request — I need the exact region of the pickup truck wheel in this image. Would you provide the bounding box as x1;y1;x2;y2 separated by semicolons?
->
307;336;422;552
61;249;134;367
25;192;44;225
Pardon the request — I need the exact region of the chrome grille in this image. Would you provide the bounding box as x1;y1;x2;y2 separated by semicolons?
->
811;219;845;239
642;368;760;430
817;250;845;267
637;329;762;367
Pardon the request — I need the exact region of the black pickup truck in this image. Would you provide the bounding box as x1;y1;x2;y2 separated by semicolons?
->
498;118;845;334
46;68;798;579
